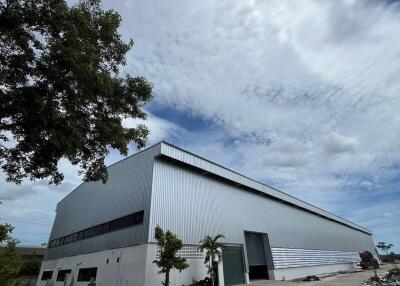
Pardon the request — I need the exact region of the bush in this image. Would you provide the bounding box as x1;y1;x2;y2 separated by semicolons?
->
380;253;400;263
19;253;41;276
359;251;379;270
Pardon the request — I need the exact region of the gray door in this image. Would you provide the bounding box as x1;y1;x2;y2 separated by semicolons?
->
223;246;246;286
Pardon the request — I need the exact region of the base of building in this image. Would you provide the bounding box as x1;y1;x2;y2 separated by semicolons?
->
271;263;357;281
37;243;358;286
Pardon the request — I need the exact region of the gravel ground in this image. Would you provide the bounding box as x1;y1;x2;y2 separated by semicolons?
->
244;264;395;286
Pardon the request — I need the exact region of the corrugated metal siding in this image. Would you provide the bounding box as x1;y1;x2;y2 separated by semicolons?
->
149;159;376;256
271;247;360;268
159;143;371;234
45;144;161;260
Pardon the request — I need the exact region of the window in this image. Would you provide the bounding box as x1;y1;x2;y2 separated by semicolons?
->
72;232;78;242
64;234;73;244
102;222;110;233
48;210;144;248
78;231;84;240
83;227;95;239
134;211;144;224
77;267;97;282
41;270;53;280
56;269;71;281
95;224;103;235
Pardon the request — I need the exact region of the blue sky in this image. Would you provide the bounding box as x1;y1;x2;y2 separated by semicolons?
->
1;0;400;253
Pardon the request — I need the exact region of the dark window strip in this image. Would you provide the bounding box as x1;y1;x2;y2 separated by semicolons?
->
48;210;144;248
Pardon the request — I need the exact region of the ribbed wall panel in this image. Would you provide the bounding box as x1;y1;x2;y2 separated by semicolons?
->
45;144;161;260
160;143;371;234
272;247;360;268
149;159;376;259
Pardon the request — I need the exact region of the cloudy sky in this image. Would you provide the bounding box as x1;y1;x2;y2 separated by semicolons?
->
1;0;400;253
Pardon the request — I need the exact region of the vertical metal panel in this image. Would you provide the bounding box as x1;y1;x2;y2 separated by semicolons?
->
160;143;371;234
45;144;161;260
149;159;377;258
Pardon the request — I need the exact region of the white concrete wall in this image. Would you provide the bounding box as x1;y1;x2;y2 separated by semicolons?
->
272;263;357;281
144;243;208;286
37;244;147;286
37;243;213;286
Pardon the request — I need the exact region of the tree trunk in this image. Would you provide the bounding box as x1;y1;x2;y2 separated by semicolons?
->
165;269;170;286
211;260;214;286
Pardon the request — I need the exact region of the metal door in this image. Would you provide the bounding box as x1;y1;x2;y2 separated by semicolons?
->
222;246;246;286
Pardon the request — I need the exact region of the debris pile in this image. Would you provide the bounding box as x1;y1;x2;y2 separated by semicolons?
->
361;269;400;286
303;275;320;281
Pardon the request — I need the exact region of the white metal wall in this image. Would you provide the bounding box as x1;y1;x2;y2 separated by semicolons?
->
159;143;371;234
271;247;360;268
149;158;377;256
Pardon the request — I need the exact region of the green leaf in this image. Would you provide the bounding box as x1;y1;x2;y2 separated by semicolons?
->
0;0;152;185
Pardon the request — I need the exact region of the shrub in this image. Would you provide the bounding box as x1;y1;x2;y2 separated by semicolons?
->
359;251;379;270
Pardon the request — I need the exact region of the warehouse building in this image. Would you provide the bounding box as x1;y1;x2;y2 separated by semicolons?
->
37;141;377;286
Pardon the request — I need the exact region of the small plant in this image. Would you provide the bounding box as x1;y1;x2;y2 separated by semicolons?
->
198;234;225;286
359;251;379;270
153;226;189;286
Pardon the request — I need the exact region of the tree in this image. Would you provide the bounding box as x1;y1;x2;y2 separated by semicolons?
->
0;223;13;243
19;252;41;276
0;0;152;185
0;224;22;285
198;234;225;286
377;241;394;256
153;226;189;286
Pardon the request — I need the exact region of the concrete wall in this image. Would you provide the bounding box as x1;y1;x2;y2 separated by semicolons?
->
45;144;160;260
37;244;210;286
272;263;357;281
37;245;148;286
144;243;208;286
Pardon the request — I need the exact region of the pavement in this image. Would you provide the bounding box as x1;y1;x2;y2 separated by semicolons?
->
244;264;395;286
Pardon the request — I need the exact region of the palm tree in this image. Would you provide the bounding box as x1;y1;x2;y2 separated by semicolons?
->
198;234;225;286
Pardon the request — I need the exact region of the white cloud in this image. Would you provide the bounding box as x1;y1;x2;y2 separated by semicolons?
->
322;132;360;155
360;180;374;190
122;111;183;145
